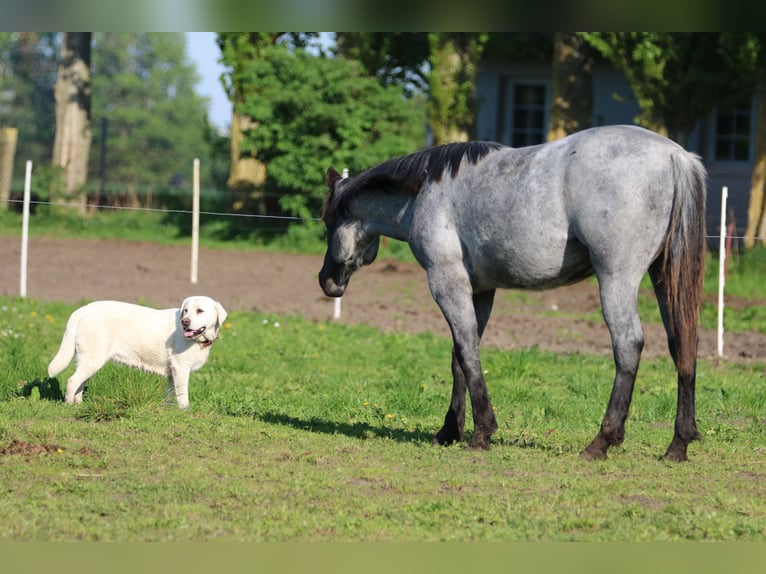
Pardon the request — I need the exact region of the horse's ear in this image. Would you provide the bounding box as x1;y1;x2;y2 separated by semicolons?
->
326;167;342;190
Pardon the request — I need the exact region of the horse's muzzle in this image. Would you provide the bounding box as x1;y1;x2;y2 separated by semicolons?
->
318;273;347;298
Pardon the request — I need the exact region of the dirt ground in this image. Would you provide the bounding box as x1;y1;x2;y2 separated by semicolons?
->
1;236;764;365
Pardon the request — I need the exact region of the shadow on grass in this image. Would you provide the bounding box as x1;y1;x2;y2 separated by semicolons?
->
21;378;64;402
254;410;436;445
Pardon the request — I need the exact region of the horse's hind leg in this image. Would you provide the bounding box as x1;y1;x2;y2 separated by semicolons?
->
581;273;644;460
649;262;700;462
433;289;496;448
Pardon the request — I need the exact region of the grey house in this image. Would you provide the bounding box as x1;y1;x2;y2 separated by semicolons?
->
474;60;757;243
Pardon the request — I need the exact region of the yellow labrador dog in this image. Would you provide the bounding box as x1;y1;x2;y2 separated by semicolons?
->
48;296;227;409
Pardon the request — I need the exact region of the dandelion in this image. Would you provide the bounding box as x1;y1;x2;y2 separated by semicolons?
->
386;413;393;419
273;322;280;328
363;401;370;406
45;314;55;323
224;322;232;329
30;311;38;318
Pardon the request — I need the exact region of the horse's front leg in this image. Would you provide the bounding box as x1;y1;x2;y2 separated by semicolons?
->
432;284;497;449
433;348;467;446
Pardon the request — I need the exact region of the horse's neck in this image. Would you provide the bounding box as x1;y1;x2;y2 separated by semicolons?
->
352;190;414;241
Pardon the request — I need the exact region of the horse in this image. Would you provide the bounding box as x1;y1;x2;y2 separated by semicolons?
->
318;125;706;462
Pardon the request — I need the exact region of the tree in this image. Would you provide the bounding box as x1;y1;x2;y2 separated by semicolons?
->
426;33;489;143
548;32;593;141
234;44;424;222
580;33;756;142
335;32;489;145
745;78;766;247
0;33;58;178
217;33;315;197
52;32;92;211
89;33;212;202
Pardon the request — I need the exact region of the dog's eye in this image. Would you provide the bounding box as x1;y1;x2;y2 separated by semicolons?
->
196;309;204;314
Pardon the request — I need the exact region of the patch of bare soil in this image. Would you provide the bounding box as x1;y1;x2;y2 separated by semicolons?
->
0;439;63;456
1;236;764;364
0;439;95;457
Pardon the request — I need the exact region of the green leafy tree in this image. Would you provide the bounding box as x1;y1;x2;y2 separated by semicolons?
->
90;33;213;202
217;33;315;195
0;32;58;177
235;44;424;221
426;33;489;143
580;33;757;142
335;32;488;144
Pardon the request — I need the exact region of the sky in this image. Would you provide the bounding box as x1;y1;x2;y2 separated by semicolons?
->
185;32;232;133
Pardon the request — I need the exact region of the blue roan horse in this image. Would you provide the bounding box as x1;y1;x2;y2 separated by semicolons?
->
319;125;707;462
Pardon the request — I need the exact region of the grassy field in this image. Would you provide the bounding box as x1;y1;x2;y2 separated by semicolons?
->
1;293;764;542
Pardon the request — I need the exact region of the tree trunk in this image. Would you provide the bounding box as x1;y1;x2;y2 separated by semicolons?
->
52;32;92;213
227;110;266;192
0;127;18;206
745;78;766;248
427;33;486;145
548;33;593;141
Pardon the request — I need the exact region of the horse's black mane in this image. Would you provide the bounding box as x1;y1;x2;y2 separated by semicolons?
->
323;141;503;222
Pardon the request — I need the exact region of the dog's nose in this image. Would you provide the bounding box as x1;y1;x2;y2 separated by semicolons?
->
181;317;190;328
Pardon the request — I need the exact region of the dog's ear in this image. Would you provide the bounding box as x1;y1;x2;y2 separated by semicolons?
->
214;300;228;331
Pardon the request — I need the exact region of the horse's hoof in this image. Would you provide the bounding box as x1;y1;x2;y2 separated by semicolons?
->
468;435;490;450
579;447;607;461
433;428;462;446
660;450;689;463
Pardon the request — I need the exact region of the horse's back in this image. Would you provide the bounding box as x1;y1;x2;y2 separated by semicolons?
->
416;125;697;290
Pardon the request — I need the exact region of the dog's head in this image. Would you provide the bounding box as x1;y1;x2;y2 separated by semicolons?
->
179;296;228;346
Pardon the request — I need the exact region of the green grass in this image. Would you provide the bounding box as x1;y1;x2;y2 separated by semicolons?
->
1;295;764;541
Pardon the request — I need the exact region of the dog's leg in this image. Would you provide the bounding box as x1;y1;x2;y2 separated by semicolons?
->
66;366;96;404
169;366;190;409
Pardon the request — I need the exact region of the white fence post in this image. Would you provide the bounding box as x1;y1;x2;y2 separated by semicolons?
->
19;160;32;298
332;168;350;320
190;158;200;284
717;186;728;357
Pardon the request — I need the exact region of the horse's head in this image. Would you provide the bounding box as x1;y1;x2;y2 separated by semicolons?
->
318;167;380;297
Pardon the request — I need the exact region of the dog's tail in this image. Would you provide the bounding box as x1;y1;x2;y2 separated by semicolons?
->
48;308;83;377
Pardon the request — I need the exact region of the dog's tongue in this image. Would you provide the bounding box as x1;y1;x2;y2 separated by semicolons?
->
185;328;199;338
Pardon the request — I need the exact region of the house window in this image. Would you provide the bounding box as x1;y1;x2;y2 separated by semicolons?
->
511;83;547;147
496;79;548;147
715;102;752;162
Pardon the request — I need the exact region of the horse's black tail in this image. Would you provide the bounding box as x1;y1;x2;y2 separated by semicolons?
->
660;151;707;375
